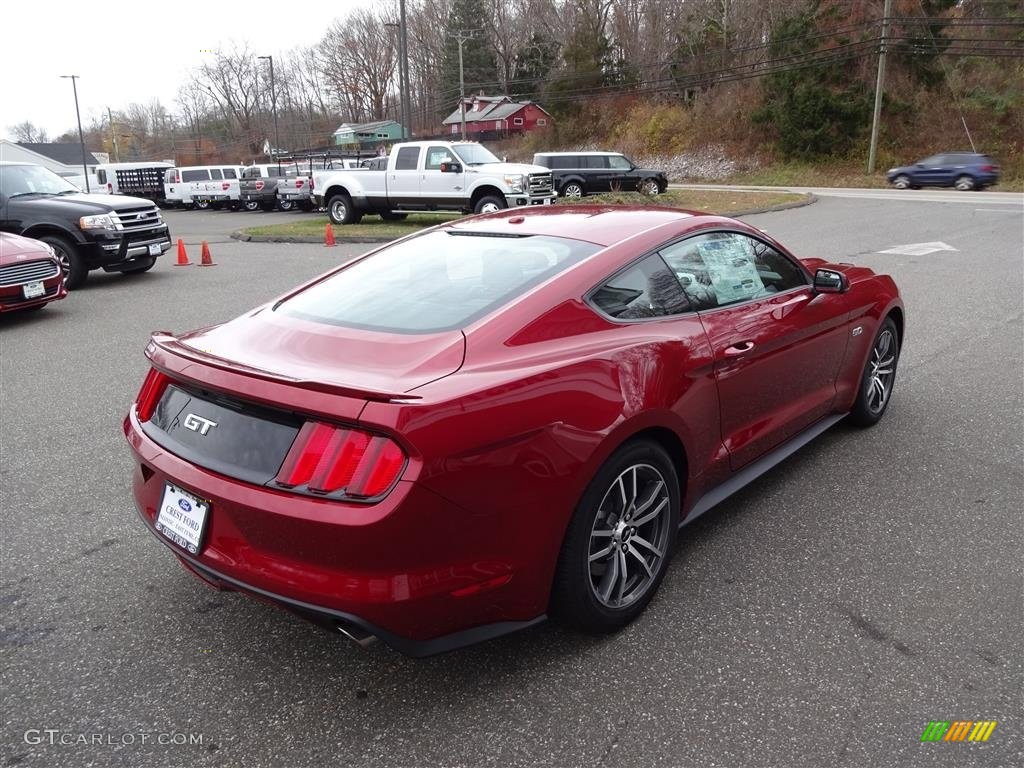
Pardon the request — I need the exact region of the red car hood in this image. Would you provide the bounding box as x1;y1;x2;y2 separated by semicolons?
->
0;232;55;265
168;308;465;400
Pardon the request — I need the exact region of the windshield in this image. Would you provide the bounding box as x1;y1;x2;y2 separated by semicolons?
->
451;144;501;166
0;164;79;197
279;230;600;333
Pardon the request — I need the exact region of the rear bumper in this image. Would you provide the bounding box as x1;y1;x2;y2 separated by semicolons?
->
124;409;546;654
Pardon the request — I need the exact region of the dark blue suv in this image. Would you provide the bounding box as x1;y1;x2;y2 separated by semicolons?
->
887;152;1000;191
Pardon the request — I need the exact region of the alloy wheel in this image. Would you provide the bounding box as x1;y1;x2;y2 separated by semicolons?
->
866;329;897;414
562;184;583;199
53;244;71;281
893;175;910;190
955;176;974;191
588;463;672;609
479;202;501;214
639;179;660;196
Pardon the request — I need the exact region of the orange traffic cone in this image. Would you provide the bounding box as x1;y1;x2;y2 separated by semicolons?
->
324;223;336;247
174;238;191;266
198;240;216;266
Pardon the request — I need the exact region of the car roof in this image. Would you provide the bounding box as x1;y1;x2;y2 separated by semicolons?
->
445;206;698;247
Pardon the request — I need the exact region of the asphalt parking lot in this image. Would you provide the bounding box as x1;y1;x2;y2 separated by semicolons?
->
1;192;1022;768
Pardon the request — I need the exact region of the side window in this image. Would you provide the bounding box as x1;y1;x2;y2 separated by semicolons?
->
583;156;606;170
395;147;420;171
608;155;631;170
659;232;807;310
551;156;570;170
210;169;223;180
181;169;209;182
223;168;237;179
590;254;691;320
424;146;453;171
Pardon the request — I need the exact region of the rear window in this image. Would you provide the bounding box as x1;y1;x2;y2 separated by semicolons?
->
279;230;600;333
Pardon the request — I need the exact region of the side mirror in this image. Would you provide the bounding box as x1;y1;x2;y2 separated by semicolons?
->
813;268;848;294
439;160;462;173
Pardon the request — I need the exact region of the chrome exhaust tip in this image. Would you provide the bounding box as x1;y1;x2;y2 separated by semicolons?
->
336;622;378;648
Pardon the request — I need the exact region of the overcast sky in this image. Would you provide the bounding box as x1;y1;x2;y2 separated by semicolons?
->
0;0;366;141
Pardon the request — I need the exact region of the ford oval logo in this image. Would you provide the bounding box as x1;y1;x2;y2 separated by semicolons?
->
178;498;192;512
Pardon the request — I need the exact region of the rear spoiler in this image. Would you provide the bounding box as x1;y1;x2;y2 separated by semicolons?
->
145;332;421;403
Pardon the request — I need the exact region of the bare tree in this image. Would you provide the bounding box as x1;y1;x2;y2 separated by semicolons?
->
8;121;49;143
319;8;398;125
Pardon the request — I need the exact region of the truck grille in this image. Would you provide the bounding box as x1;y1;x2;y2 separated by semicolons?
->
529;173;553;196
114;206;163;232
0;259;60;286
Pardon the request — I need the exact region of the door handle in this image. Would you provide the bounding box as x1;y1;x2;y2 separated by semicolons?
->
723;341;755;356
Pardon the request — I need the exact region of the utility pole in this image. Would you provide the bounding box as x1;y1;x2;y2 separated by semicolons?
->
107;107;120;163
867;0;892;175
60;75;90;193
257;55;281;169
385;8;412;140
456;30;476;142
399;0;411;139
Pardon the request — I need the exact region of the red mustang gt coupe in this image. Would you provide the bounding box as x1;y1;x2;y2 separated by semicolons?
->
125;206;903;656
0;232;67;312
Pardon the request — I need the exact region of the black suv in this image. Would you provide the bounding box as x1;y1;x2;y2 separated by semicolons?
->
0;162;171;288
532;152;668;198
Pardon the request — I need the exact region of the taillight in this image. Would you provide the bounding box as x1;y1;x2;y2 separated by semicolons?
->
106;183;113;193
274;422;406;499
310;177;315;191
980;164;994;172
295;179;304;188
174;172;181;183
135;368;170;422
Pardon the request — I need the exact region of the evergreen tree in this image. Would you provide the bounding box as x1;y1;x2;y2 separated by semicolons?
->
753;7;872;159
438;0;499;117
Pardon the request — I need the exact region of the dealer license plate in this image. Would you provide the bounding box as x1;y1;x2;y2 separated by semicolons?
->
22;281;45;299
148;243;161;256
156;483;209;554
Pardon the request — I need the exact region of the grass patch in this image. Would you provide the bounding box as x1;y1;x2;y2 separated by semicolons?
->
242;212;458;239
556;189;808;213
240;190;807;242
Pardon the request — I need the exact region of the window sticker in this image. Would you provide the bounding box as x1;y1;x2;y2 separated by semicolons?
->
697;237;765;304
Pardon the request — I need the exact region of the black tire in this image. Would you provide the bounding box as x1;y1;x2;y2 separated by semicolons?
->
277;198;294;212
848;317;900;427
380;211;408;221
638;178;661;196
121;258;156;274
560;182;584;199
550;439;680;633
39;234;87;289
954;175;975;191
243;200;260;212
328;193;362;225
473;195;507;215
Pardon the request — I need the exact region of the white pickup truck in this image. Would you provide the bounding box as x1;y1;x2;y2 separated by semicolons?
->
311;141;555;224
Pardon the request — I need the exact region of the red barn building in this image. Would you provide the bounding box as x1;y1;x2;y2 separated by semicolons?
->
441;95;553;138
